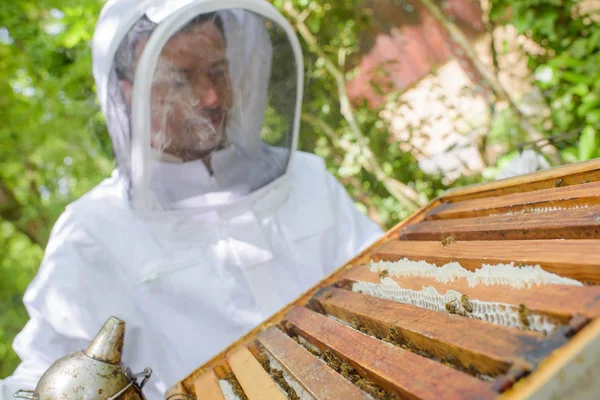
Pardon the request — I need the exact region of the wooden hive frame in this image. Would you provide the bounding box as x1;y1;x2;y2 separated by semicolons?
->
167;159;600;400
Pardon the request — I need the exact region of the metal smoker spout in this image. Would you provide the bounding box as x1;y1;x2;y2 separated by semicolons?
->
84;316;126;364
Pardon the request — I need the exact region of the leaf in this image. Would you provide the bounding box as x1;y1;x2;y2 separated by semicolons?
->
587;109;600;125
61;21;87;48
578;125;597;161
548;55;580;69
570;83;589;97
489;3;509;22
560;147;579;163
538;11;558;39
569;38;588;59
588;29;600;51
562;71;592;84
577;97;600;117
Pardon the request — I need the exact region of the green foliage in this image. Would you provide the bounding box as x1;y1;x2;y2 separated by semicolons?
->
279;0;477;225
0;0;111;377
0;223;44;378
491;0;600;161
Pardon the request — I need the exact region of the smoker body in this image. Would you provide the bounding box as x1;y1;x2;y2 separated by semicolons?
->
15;317;152;400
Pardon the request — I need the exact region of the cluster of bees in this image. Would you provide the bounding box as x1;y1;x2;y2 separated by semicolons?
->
444;295;473;316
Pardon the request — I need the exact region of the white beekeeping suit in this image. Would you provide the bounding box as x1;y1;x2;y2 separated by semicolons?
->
496;149;551;179
0;0;382;398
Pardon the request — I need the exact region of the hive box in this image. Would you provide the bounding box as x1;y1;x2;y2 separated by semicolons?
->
168;159;600;400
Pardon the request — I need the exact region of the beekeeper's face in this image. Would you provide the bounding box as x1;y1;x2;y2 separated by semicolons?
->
128;20;232;161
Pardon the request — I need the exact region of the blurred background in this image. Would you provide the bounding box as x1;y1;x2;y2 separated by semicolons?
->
1;0;598;376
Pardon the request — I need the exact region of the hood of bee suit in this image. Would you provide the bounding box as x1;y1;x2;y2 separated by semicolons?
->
92;0;303;213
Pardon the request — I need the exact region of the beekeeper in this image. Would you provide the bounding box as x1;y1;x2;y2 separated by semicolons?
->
0;0;382;398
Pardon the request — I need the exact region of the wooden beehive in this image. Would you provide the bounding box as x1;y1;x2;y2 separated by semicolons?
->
167;159;600;400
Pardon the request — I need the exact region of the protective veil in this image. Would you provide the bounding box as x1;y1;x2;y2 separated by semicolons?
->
0;1;382;398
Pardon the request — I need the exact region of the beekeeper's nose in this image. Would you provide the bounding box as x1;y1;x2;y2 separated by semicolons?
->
191;73;220;110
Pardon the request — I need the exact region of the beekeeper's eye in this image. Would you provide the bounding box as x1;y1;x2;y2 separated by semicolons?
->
209;60;228;79
173;74;187;88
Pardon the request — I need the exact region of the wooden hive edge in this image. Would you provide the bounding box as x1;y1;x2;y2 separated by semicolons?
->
167;199;443;397
501;316;600;399
443;159;600;201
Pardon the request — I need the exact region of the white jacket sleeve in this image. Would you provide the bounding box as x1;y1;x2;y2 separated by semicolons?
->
325;172;384;272
0;209;163;400
496;150;550;179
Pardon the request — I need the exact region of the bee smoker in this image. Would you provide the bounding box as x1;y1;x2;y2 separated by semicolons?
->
14;316;152;400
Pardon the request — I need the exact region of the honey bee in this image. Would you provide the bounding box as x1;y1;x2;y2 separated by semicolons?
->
460;295;473;313
518;304;530;328
445;299;458;314
554;178;564;187
445;299;467;316
441;236;455;247
445;298;469;316
283;320;294;332
379;269;389;279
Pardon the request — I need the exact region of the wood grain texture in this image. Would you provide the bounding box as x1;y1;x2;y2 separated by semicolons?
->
443;159;600;202
228;347;286;400
256;327;372;399
370;239;600;283
310;287;548;376
338;266;600;321
399;207;600;241
426;181;600;220
193;370;225;400
283;306;498;400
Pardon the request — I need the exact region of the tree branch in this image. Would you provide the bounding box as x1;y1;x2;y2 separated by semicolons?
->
284;2;423;209
499;127;583;160
417;0;560;164
302;113;422;210
0;177;47;247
